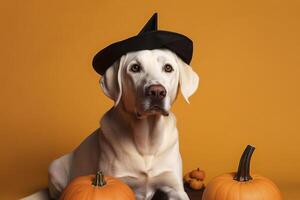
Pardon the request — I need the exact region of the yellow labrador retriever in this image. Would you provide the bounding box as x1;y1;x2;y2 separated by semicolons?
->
24;48;199;200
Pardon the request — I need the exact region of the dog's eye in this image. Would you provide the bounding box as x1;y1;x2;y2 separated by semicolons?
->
130;64;141;73
163;64;173;73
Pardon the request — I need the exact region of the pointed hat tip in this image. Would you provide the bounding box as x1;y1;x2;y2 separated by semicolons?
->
138;12;158;35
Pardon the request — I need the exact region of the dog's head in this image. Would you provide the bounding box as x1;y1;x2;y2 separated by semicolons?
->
100;49;199;119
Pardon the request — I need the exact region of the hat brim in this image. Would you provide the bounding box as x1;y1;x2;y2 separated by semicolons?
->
92;30;193;75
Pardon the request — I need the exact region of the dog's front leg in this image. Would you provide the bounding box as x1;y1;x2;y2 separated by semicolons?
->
159;186;189;200
150;171;189;200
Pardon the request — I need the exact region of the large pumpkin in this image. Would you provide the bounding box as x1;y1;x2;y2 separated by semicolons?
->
60;171;136;200
202;145;282;200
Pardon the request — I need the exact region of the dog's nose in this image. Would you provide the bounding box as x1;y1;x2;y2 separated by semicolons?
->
145;84;167;100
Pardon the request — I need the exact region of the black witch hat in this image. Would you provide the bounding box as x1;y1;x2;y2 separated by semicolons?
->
92;13;193;75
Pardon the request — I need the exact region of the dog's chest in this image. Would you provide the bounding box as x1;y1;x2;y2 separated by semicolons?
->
111;153;160;177
143;155;154;171
111;152;180;200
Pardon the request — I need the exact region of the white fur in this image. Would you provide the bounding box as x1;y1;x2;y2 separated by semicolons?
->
24;49;199;200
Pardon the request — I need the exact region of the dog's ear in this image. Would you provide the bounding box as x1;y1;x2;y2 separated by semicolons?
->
177;57;200;104
100;55;127;107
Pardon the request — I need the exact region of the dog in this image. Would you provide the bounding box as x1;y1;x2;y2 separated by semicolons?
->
26;48;199;200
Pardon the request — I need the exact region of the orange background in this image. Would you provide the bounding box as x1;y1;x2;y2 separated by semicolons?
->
1;0;300;199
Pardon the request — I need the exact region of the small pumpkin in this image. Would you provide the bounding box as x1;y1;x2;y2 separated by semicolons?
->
202;145;282;200
190;168;205;181
183;172;193;183
183;168;205;190
189;179;204;190
60;171;136;200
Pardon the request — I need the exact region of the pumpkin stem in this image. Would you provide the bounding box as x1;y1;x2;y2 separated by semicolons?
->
234;145;255;182
92;171;106;187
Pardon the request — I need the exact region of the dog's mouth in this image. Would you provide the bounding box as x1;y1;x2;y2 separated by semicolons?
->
136;105;169;119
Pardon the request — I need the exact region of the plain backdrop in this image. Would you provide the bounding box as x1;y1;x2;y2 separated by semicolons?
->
0;0;299;199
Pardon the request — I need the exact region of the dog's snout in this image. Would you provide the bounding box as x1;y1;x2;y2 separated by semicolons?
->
145;84;167;100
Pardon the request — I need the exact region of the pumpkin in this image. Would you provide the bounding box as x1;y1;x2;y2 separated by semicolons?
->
183;168;205;190
189;179;204;190
190;168;205;181
202;145;282;200
60;171;136;200
183;172;193;183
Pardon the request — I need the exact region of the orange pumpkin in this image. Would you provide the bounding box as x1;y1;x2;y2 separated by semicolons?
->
189;179;204;190
190;168;205;181
202;145;282;200
183;168;205;190
60;171;136;200
183;172;193;183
